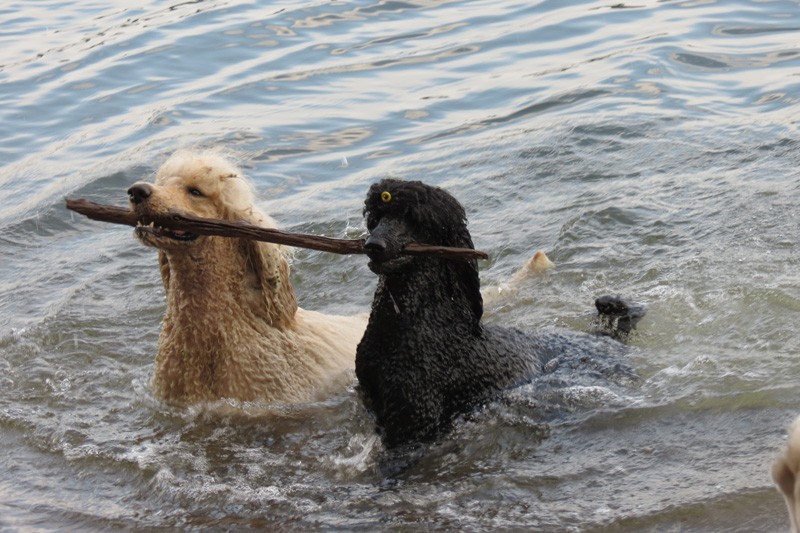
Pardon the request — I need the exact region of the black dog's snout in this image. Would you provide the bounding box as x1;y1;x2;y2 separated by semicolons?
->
127;183;153;204
364;234;387;256
363;216;409;269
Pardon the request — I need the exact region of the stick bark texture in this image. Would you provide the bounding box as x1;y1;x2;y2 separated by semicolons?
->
65;198;489;261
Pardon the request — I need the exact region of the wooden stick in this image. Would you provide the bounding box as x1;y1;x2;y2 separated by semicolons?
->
65;198;489;261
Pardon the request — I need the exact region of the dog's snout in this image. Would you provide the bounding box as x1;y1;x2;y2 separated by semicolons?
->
128;183;153;205
364;235;387;255
364;217;409;268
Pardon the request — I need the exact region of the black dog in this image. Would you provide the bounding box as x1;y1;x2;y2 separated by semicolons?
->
355;179;643;449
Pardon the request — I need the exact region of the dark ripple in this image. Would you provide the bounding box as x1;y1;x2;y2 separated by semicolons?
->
672;52;730;69
715;25;800;36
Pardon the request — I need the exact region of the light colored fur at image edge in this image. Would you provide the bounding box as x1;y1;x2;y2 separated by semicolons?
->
774;416;800;533
129;150;366;405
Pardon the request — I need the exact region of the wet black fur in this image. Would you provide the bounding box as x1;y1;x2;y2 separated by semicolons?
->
356;179;639;448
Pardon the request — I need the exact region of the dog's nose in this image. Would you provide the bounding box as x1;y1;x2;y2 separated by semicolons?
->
364;234;387;257
127;183;153;205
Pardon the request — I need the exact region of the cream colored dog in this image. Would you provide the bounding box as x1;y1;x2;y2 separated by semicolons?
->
128;150;366;404
774;415;800;533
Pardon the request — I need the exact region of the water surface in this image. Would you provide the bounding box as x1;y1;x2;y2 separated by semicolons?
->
1;0;800;530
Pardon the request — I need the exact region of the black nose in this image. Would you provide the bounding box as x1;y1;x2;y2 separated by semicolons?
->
364;234;387;257
127;183;153;204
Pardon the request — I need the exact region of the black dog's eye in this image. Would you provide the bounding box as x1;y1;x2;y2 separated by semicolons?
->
188;187;203;197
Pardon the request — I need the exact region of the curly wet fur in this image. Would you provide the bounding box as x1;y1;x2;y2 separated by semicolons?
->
129;150;366;404
773;416;800;533
355;179;634;448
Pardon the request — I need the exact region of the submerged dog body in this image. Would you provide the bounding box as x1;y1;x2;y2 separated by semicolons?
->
129;151;366;404
355;179;637;447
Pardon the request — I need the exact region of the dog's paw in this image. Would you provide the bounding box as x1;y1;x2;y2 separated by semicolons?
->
594;295;646;339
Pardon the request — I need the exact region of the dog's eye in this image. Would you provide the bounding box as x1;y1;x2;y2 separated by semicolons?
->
380;191;392;203
187;187;204;197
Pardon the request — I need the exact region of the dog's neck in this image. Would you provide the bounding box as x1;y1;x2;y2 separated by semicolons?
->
151;237;299;402
373;259;483;330
158;237;297;329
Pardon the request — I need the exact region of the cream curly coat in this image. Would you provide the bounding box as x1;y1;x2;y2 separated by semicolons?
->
128;151;366;404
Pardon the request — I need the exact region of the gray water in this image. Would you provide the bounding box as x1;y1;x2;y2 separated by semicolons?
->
2;0;800;530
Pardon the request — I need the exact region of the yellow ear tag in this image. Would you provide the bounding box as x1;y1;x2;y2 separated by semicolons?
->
380;191;392;203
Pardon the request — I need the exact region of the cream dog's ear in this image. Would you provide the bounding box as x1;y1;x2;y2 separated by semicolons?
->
240;237;298;328
224;200;298;326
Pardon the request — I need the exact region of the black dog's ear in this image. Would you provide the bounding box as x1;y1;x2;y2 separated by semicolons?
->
447;202;483;323
455;258;483;324
413;181;484;322
454;219;483;324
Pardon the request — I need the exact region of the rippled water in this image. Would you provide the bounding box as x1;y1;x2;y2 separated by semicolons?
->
2;0;800;530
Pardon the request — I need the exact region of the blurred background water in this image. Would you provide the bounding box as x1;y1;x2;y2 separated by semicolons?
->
2;0;800;530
